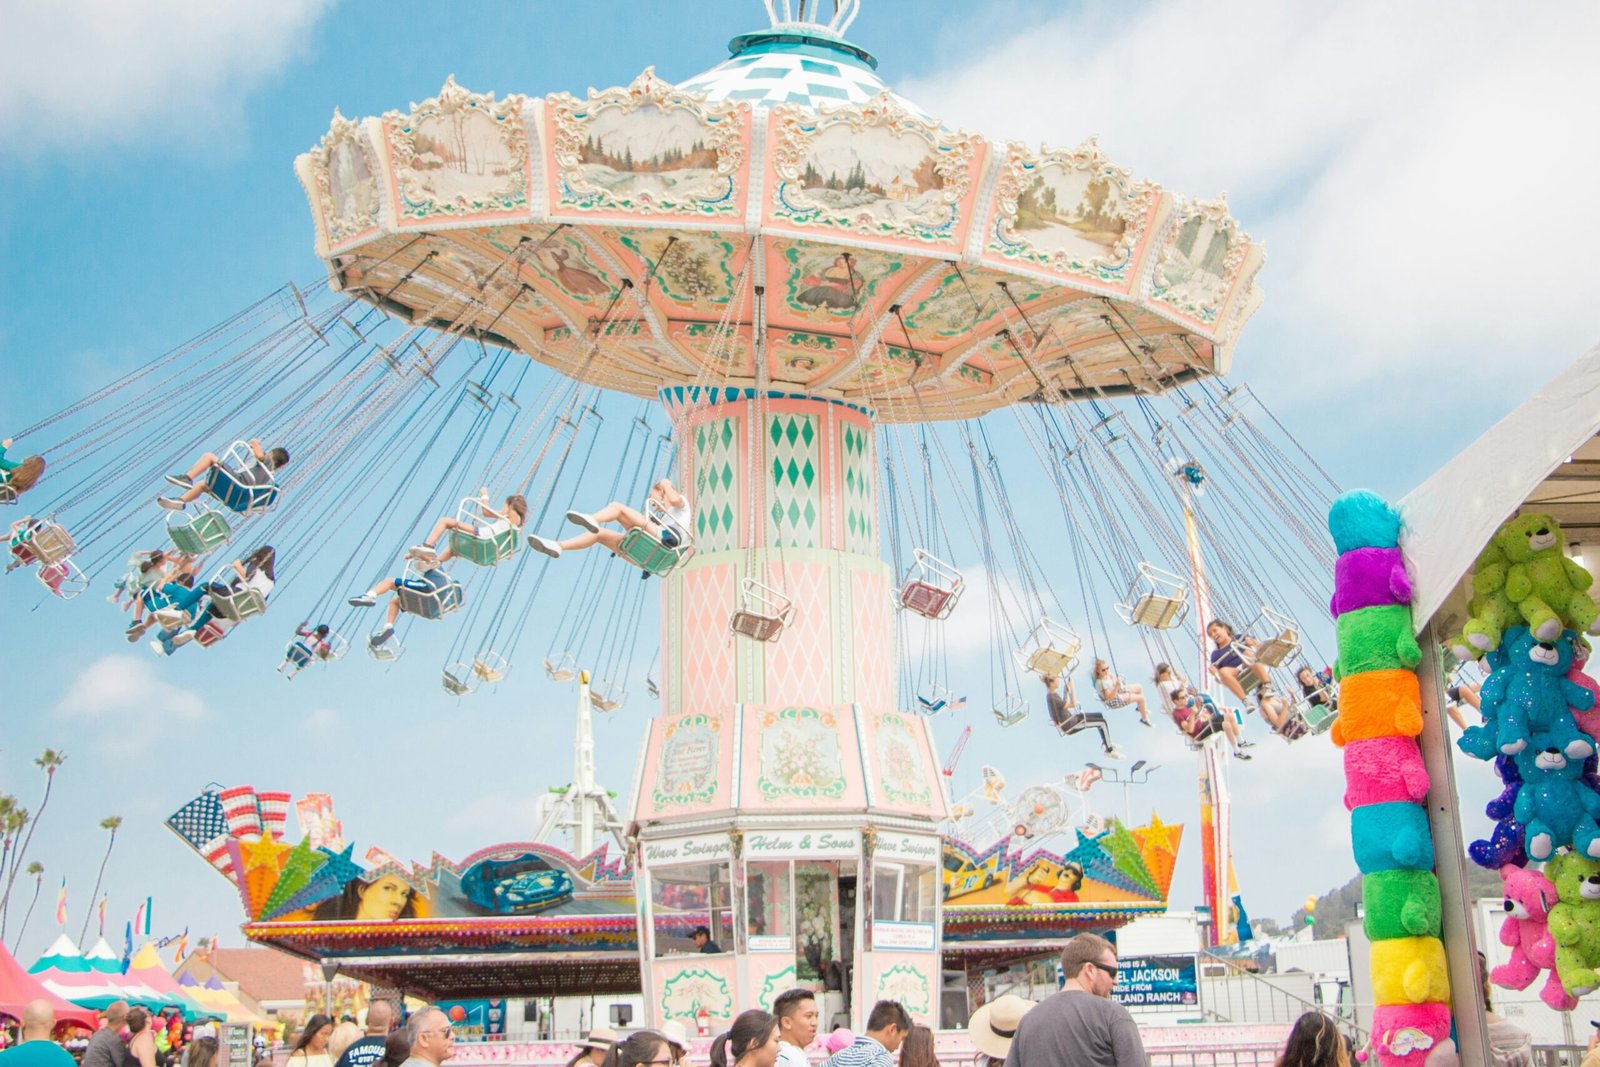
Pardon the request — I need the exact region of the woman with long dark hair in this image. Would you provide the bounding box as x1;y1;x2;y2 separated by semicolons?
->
1276;1012;1350;1067
599;1032;675;1067
708;1011;779;1067
898;1025;939;1067
287;1014;334;1067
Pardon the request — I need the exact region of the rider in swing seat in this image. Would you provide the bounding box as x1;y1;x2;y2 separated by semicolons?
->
527;479;690;575
406;489;528;566
1044;674;1124;760
1092;658;1152;726
1152;662;1252;760
156;439;288;511
149;545;275;654
348;565;457;649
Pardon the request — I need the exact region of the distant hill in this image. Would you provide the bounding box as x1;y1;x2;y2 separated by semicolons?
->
1289;859;1501;939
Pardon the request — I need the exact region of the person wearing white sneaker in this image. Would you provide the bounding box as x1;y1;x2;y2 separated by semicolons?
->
527;479;690;559
407;489;527;566
1043;675;1121;757
348;565;456;649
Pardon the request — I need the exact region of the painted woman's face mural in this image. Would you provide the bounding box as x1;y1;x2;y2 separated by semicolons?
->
357;875;414;920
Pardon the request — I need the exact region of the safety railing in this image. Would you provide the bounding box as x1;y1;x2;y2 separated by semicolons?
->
1531;1046;1590;1067
1147;1048;1282;1067
1197;950;1366;1047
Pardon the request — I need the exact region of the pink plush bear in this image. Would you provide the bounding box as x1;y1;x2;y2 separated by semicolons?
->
1490;864;1576;1010
1332;546;1414;618
1570;639;1600;740
1343;736;1430;810
1368;1002;1452;1067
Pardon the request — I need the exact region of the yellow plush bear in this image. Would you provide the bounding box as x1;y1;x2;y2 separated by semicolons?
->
1371;936;1450;1005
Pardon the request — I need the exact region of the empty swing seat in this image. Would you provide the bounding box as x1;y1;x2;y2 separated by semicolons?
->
37;558;89;600
899;549;964;620
1302;701;1338;735
544;653;577;682
1115;562;1190;630
645;674;660;699
167;505;232;555
1013;616;1082;678
1233;607;1302;668
730;578;793;643
591;683;622;712
448;497;519;566
441;666;477;697
993;696;1029;728
473;653;509;683
395;566;464;620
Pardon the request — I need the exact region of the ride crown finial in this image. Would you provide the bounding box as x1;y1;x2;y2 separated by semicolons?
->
762;0;861;35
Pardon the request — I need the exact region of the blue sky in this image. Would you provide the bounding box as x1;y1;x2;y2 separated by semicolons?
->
2;0;1598;967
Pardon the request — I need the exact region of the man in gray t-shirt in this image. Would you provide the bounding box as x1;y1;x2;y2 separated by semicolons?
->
1003;934;1145;1067
80;1002;130;1067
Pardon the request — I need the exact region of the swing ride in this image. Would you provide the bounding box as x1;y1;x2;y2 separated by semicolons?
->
5;0;1348;1024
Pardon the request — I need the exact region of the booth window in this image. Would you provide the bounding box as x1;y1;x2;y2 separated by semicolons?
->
650;862;734;956
746;860;793;943
872;861;936;924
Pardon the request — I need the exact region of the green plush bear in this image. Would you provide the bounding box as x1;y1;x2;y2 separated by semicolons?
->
1546;851;1600;997
1363;869;1443;941
1452;541;1525;661
1491;514;1600;646
1335;604;1422;680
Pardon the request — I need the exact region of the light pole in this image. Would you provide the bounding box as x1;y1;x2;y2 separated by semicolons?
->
1084;760;1162;824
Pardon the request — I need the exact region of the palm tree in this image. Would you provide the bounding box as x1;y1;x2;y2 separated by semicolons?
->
0;797;29;937
0;750;64;933
11;862;44;953
80;817;122;945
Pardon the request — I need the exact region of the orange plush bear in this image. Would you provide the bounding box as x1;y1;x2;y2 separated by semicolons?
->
1331;669;1423;747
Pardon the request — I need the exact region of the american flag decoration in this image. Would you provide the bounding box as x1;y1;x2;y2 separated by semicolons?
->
219;786;262;838
165;789;228;851
202;836;237;881
257;791;292;840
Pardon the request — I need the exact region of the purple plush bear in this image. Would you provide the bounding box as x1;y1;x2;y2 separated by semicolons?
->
1331;546;1414;618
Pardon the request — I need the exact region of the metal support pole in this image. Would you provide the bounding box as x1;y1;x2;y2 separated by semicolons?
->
1414;624;1487;1065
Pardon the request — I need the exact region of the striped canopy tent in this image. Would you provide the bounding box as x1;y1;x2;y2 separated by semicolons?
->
30;935;164;1011
176;973;267;1025
126;945;207;1015
0;941;99;1030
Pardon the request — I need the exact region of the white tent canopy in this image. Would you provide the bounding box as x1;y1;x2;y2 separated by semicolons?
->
1399;340;1600;637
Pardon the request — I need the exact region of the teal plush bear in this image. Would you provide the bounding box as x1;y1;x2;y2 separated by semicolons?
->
1352;801;1434;873
1328;490;1402;554
1335;605;1422;680
1497;514;1600;643
1364;869;1443;941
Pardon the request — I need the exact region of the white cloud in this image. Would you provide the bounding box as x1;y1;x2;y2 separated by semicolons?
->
0;0;335;152
902;0;1600;419
54;655;206;751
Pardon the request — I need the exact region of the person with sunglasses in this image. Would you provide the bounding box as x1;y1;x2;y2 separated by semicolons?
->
399;1009;455;1067
1003;934;1145;1067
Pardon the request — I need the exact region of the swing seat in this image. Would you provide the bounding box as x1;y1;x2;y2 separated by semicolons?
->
0;480;16;506
447;497;520;566
899;549;964;621
1277;711;1311;743
1252;630;1300;668
208;583;267;623
1233;607;1302;669
367;638;404;662
22;521;76;566
645;675;660;700
167;505;232;556
1114;562;1190;630
617;527;692;576
442;665;478;697
473;653;509;683
152;606;193;630
395;566;464;620
195;620;231;647
1013;616;1082;678
591;684;622;712
37;558;89;600
544;653;577;682
204;441;281;515
730;578;793;643
993;695;1029;728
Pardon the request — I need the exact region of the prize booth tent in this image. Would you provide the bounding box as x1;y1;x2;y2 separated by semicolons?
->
1398;340;1600;1062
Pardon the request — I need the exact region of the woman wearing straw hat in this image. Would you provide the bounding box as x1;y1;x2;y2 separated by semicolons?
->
965;996;1035;1067
565;1028;618;1067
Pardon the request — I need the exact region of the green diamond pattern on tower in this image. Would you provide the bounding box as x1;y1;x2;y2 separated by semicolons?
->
694;417;740;552
766;413;820;548
841;422;874;555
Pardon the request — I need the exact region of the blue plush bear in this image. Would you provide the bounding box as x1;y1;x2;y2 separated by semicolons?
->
1512;734;1600;861
1457;646;1511;761
1487;626;1596;757
1352;801;1434;872
1328;490;1402;554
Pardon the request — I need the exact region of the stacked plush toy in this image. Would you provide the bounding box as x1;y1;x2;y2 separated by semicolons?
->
1450;512;1600;1009
1328;491;1454;1067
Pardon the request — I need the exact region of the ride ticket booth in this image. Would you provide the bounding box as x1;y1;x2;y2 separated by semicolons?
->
630;703;947;1031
